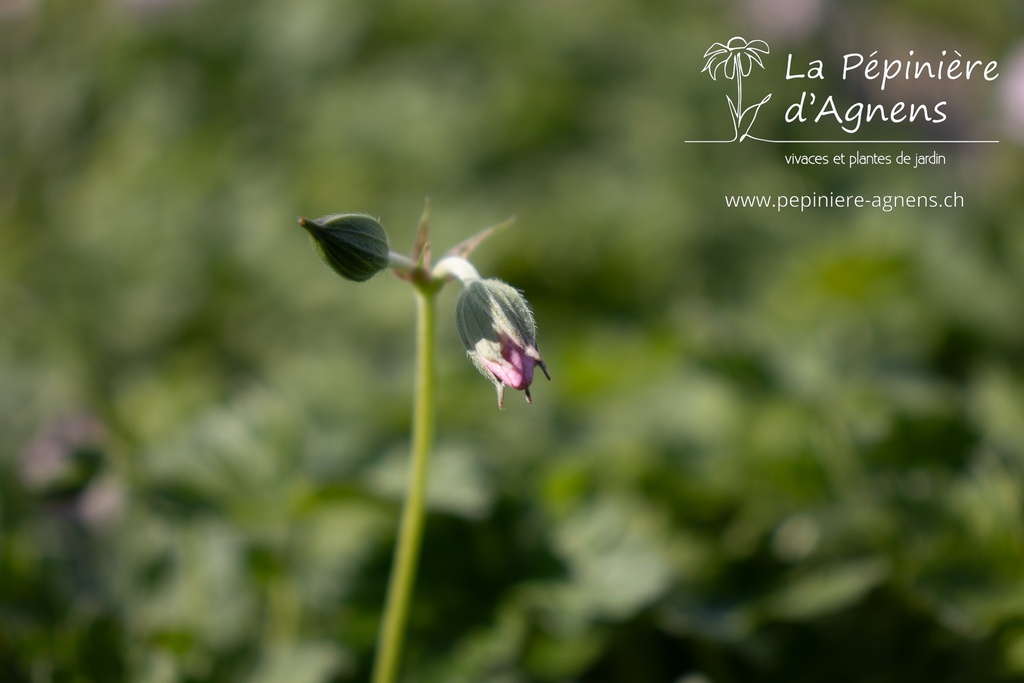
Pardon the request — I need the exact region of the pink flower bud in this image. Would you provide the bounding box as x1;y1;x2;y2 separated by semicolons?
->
455;278;550;408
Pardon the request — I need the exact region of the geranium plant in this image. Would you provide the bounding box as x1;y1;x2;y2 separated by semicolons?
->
296;202;549;683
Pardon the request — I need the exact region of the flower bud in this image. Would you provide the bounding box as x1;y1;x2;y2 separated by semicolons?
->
456;278;550;408
298;213;390;282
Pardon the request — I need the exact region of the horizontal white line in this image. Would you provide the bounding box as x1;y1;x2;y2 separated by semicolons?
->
686;139;1000;144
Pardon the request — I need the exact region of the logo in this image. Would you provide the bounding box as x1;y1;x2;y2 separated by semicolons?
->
690;36;1000;144
701;36;772;142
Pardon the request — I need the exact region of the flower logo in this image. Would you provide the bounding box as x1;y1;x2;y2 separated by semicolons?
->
702;36;772;142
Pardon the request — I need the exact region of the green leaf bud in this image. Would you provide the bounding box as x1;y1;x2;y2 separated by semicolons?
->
298;213;390;282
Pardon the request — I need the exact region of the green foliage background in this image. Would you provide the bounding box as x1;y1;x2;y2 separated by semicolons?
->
3;1;1024;681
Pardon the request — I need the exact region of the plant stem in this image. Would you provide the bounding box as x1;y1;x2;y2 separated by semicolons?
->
371;287;437;683
736;60;743;116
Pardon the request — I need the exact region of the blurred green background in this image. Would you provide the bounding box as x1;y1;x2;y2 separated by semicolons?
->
3;1;1024;681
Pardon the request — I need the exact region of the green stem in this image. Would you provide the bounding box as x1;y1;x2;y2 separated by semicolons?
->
371;287;437;683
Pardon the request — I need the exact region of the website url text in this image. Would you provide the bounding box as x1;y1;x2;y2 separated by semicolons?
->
725;192;964;212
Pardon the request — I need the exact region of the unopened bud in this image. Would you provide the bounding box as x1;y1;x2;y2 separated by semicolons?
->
456;278;549;408
298;213;390;282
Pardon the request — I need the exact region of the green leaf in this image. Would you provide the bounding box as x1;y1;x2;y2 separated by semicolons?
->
764;559;889;621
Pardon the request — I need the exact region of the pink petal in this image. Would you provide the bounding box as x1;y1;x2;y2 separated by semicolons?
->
483;335;536;391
